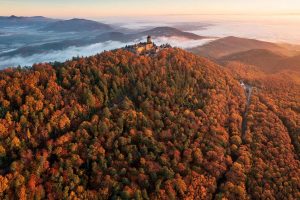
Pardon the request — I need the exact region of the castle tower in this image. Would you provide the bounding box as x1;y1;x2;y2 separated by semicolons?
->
147;35;152;44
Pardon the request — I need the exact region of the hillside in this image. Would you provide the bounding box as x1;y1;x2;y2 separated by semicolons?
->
0;48;299;199
40;18;113;32
279;55;300;70
220;49;300;73
188;36;300;74
220;49;286;73
189;36;289;59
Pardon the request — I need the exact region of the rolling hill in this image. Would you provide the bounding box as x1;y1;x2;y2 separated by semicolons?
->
189;36;290;59
279;55;300;70
220;49;300;73
220;49;286;73
188;36;300;75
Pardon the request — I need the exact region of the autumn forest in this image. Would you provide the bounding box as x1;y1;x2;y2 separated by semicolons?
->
0;46;299;200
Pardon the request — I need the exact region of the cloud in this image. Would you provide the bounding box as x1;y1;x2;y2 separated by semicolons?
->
153;36;216;49
191;20;300;44
0;37;215;69
0;41;131;69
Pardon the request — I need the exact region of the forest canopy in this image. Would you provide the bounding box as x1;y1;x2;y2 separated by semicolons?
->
0;48;299;199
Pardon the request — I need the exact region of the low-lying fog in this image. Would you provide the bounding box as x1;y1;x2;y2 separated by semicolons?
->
0;37;215;68
1;15;299;69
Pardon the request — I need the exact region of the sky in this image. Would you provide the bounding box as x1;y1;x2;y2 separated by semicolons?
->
0;0;300;18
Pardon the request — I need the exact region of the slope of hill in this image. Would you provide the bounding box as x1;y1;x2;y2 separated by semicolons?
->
220;49;300;73
188;36;300;74
279;55;300;70
0;47;299;199
220;49;286;73
189;36;289;59
279;43;300;54
40;18;113;32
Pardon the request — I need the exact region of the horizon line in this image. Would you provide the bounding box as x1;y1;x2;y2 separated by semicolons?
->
1;13;300;19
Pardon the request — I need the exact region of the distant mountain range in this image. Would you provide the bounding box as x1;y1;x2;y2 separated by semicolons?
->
0;15;55;22
0;15;57;27
40;18;113;32
1;15;299;75
0;26;206;58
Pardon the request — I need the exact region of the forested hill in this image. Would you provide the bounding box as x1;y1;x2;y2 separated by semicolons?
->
0;48;299;199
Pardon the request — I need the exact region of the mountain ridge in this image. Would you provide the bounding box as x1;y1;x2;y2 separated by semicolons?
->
40;18;113;32
0;15;58;27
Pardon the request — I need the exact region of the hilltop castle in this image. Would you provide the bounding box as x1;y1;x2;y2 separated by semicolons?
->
124;36;171;55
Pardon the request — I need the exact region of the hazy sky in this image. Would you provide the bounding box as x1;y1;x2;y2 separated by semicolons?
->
0;0;300;18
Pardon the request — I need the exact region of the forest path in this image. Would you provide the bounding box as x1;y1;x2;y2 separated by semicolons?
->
212;81;253;199
241;81;253;139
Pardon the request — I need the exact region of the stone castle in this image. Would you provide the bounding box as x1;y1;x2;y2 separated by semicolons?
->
124;36;171;55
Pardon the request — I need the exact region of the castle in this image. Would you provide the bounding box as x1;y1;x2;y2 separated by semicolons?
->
124;36;171;55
